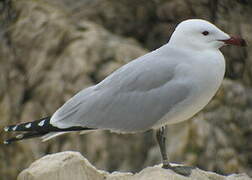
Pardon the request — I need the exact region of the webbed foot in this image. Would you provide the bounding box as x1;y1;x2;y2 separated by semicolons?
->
162;164;195;176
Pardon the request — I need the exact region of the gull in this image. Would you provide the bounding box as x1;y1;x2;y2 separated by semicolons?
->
4;19;246;175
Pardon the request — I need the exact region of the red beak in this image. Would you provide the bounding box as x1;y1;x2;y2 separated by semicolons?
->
219;36;247;47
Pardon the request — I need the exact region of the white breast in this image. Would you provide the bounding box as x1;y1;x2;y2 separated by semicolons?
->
153;50;225;128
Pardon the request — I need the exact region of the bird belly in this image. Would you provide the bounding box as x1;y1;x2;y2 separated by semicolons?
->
154;84;218;128
153;58;225;128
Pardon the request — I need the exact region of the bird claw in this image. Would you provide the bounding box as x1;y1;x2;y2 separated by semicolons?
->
162;164;194;176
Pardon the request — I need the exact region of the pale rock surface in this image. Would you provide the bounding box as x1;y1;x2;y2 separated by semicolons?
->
18;151;251;180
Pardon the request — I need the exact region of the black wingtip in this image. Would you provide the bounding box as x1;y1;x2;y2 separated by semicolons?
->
4;116;96;144
4;126;11;132
3;132;47;145
3;140;10;145
3;134;24;145
3;117;51;132
4;124;19;132
3;138;14;145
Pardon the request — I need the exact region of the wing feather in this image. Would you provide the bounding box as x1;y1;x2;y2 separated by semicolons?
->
50;47;191;132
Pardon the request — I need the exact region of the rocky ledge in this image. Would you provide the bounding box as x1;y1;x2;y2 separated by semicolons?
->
17;151;251;180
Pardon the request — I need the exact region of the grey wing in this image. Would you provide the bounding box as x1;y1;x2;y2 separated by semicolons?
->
50;51;191;132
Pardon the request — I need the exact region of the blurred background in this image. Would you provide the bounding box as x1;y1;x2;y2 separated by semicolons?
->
0;0;252;179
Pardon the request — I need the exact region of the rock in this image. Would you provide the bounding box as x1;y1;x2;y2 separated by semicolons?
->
18;151;251;180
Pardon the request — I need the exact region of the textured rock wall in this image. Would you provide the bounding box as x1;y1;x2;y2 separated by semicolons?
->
67;0;252;84
1;0;252;180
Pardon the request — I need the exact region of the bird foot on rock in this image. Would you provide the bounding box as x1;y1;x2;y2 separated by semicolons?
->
162;164;195;176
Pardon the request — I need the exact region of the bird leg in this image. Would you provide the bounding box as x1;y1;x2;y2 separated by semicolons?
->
156;126;172;168
156;126;193;176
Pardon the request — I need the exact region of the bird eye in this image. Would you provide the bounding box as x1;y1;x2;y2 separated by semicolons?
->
202;31;209;36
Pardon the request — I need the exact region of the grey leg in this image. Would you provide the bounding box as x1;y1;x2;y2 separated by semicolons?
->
156;126;193;176
156;126;172;168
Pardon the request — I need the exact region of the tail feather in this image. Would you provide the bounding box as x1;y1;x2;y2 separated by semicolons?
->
41;132;69;142
4;116;95;144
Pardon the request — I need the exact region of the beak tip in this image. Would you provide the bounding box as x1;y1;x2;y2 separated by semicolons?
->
220;36;247;47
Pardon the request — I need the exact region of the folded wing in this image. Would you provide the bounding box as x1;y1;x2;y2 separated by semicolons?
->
50;49;191;132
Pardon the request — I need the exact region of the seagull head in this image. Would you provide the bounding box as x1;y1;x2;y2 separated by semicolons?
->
169;19;246;50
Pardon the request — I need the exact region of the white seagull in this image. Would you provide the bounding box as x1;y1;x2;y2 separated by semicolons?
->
4;19;246;175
